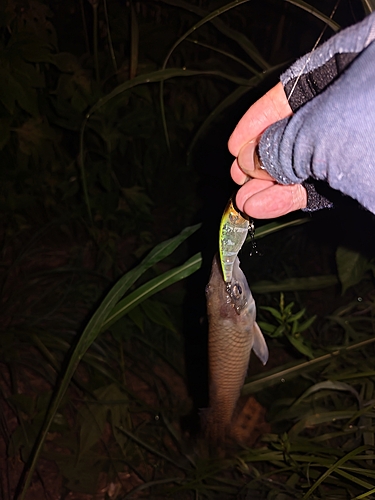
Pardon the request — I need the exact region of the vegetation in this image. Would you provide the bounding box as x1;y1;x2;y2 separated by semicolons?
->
1;0;375;499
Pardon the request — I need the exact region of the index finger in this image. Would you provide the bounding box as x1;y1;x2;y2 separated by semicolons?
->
228;82;293;156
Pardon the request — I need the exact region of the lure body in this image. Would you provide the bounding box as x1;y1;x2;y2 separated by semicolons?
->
219;198;250;283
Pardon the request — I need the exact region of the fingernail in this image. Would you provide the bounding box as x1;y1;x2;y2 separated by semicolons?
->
238;141;256;173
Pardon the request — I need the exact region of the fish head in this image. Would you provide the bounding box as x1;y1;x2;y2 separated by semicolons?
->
206;253;268;365
230;256;254;316
205;254;254;319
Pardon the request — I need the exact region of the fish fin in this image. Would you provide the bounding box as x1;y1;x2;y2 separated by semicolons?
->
252;322;269;365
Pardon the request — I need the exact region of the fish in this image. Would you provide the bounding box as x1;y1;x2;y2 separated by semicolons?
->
204;253;269;443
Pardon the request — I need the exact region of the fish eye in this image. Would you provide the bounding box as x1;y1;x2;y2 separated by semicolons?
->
231;283;242;299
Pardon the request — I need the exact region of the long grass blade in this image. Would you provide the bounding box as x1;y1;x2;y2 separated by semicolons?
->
292;380;360;407
353;486;375;499
334;469;375;490
92;2;99;83
103;0;117;72
186;38;261;74
361;0;375;14
252;275;338;293
301;446;372;499
187;61;288;166
87;69;259;118
158;0;270;149
122;477;185;500
160;0;270;70
129;1;139;79
101;252;202;331
116;426;187;469
289;410;360;440
242;337;375;394
253;217;310;240
187;85;253;166
18;224;200;499
286;0;340;31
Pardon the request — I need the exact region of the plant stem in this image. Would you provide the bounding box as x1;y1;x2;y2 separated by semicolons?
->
93;1;100;83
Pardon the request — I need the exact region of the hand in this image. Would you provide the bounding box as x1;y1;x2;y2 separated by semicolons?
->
228;82;307;218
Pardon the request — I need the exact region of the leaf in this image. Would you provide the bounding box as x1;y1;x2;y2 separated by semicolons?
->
130;2;139;79
285;331;315;359
285;0;340;32
292;381;360;408
19;225;200;499
242;337;375;394
353;486;375;499
9;421;40;460
52;451;102;494
160;0;270;70
128;306;144;332
7;394;35;418
252;217;311;240
336;246;369;294
297;315;317;332
158;0;273;150
187;87;251;162
257;321;278;334
253;275;338;293
187;73;284;166
289;410;363;441
88;68;260;117
361;0;375;15
289;309;306;323
335;470;375;492
121;186;153;214
78;384;128;459
78;402;108;459
301;446;371;499
102;252;201;331
0;66;39;116
141;300;177;333
8;32;53;63
51;52;80;72
260;306;283;321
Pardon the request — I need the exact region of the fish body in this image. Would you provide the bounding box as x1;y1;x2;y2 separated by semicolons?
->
204;254;268;443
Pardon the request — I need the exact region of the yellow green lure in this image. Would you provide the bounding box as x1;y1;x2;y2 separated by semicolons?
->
219;197;252;283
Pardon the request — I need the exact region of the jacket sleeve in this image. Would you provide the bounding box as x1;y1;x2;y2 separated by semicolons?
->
258;12;375;214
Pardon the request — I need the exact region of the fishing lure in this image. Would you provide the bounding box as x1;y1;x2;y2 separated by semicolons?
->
219;197;254;284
